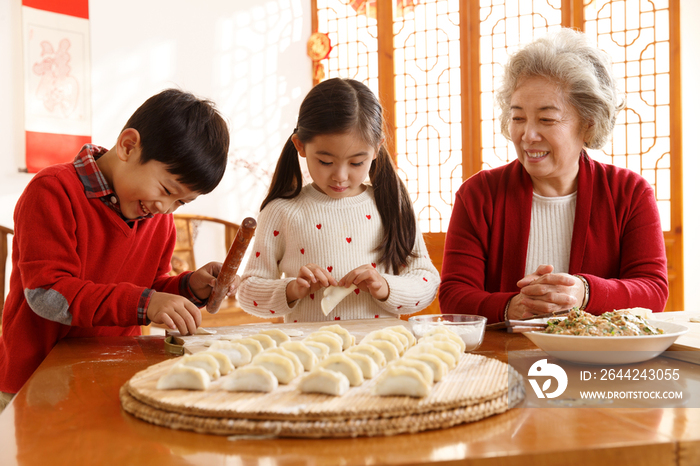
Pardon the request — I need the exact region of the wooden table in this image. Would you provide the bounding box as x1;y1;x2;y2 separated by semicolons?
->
1;321;700;466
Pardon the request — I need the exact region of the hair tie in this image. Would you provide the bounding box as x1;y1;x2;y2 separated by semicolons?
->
292;127;298;134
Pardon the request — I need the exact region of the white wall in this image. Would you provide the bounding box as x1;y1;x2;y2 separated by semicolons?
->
0;0;698;308
681;0;700;309
0;0;311;269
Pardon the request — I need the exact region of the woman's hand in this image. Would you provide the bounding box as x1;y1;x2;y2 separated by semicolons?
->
506;265;585;320
189;261;241;301
286;263;338;304
339;264;389;301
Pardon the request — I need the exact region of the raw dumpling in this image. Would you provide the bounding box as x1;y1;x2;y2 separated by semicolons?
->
177;353;220;380
385;325;417;347
422;328;466;353
383;330;410;352
208;340;253;367
321;285;358;315
304;332;343;354
280;341;320;371
365;339;400;363
303;340;331;361
236;337;265;358
259;328;291;346
404;353;448;382
201;350;235;376
222;365;278;393
345;344;387;367
361;330;406;355
247;334;277;350
405;344;456;369
373;365;431;398
201;334;243;347
156;364;210;390
299;367;350;396
420;340;461;361
388;359;433;386
195;327;216;335
318;324;356;350
345;352;379;379
251;352;298;384
263;347;304;376
316;353;364;386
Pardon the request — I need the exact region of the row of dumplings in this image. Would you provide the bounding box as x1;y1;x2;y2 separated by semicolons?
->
157;325;351;391
156;324;466;398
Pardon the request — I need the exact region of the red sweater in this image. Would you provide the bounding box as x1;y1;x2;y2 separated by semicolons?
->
439;154;669;323
0;162;184;393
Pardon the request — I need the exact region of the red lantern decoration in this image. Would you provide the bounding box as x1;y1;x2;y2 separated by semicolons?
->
306;32;332;62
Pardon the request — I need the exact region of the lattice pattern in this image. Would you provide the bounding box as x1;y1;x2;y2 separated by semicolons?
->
479;1;562;170
584;0;671;230
317;1;379;92
394;0;462;233
314;0;672;233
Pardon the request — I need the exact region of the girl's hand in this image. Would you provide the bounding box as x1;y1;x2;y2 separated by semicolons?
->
340;264;389;301
507;265;583;320
286;263;338;304
189;262;241;301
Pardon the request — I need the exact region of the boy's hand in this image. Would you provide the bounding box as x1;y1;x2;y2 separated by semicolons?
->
339;264;389;301
190;261;241;301
286;263;338;304
147;292;202;335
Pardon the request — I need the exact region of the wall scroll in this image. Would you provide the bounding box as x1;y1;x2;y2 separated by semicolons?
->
22;0;91;173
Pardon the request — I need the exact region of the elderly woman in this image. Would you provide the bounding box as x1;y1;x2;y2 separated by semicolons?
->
439;28;668;323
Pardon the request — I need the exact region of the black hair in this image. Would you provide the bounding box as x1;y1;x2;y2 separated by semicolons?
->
122;88;229;194
261;78;417;274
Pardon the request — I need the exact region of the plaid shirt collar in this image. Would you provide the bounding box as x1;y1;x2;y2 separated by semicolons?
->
73;144;153;222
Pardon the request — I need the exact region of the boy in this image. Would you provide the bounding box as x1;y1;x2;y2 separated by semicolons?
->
0;89;232;410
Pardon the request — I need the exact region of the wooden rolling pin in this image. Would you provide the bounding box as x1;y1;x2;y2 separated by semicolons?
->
205;217;257;314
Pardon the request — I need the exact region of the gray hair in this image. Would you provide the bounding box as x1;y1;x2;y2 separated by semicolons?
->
496;28;625;150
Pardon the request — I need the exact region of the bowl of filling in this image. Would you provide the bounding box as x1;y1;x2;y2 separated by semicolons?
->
523;308;688;365
408;314;487;351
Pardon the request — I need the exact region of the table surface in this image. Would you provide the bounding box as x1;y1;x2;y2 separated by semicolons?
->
2;317;700;466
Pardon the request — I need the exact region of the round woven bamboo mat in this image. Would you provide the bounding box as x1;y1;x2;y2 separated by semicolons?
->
121;354;524;437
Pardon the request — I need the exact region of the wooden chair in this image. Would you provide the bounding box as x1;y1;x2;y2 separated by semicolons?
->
170;214;281;327
1;225;13;335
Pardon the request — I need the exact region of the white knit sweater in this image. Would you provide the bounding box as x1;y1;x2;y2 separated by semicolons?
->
237;184;440;322
524;192;577;276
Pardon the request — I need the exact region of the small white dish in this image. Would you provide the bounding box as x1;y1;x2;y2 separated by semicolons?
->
408;314;487;351
522;320;689;365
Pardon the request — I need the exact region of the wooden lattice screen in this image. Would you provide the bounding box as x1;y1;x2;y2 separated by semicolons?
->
312;0;683;312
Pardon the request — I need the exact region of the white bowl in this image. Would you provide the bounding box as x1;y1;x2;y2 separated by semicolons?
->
523;320;689;365
408;314;487;351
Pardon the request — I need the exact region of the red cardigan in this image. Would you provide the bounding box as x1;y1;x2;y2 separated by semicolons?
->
439;154;669;323
0;162;185;393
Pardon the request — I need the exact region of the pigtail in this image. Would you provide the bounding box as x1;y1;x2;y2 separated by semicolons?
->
260;136;303;211
370;145;418;274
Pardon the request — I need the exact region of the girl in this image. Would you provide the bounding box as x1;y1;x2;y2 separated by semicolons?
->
237;78;439;322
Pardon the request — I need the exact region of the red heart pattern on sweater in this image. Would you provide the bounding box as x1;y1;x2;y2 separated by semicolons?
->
316;224;322;229
366;215;371;219
327;266;333;273
300;248;305;254
346;237;351;243
273;230;279;236
354;288;360;295
255;252;260;257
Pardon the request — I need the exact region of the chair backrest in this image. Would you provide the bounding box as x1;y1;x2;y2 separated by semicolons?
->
171;214;239;274
1;225;13;316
